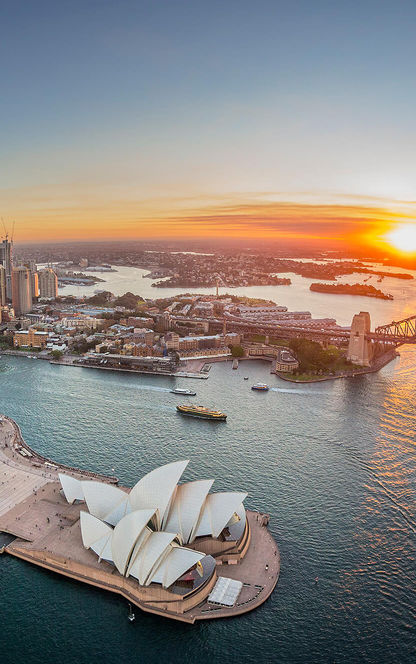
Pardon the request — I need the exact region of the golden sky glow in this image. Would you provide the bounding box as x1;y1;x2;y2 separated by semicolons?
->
2;3;416;255
385;224;416;254
2;186;415;252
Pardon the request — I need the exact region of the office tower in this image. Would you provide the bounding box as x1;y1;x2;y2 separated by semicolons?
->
38;268;58;299
11;266;32;315
31;271;39;299
0;265;6;306
22;260;39;299
0;237;13;299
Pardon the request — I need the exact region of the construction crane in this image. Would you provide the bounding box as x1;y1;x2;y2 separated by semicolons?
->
1;217;8;240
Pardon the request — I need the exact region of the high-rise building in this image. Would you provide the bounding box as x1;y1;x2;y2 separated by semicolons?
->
38;268;58;299
0;265;6;306
11;266;32;315
22;261;39;299
0;237;13;299
31;272;39;299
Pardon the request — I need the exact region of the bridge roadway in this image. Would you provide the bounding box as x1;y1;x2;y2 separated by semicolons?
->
0;416;280;623
172;314;416;346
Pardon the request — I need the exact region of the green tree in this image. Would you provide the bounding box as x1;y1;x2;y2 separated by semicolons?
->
230;345;244;358
113;292;144;309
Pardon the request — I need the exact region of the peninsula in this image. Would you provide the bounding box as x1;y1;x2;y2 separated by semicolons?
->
0;416;279;623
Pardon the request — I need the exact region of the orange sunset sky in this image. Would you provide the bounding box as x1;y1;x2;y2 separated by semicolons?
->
1;2;416;255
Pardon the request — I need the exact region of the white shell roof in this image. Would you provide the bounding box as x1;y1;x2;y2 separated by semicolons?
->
76;461;248;588
194;492;248;538
82;481;129;526
126;526;152;575
80;511;113;562
164;479;214;544
152;546;205;589
59;474;84;504
111;509;156;575
128;531;178;585
129;460;189;528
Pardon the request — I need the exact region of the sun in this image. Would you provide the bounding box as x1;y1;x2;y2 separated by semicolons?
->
385;223;416;253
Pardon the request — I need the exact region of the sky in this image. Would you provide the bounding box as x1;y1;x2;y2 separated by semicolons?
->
1;0;416;250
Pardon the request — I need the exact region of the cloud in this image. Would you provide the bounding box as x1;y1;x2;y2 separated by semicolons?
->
3;185;415;245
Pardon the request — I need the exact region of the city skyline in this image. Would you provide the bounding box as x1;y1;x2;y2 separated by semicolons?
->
1;1;416;253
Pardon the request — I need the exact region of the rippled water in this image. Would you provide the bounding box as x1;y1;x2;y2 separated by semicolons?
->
0;350;415;664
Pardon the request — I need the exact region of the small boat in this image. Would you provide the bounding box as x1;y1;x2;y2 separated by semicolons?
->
176;405;227;421
232;359;239;369
251;383;269;391
171;388;197;396
128;603;135;622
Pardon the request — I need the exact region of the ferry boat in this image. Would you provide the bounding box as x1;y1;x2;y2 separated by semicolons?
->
251;383;269;391
171;388;197;396
176;405;227;421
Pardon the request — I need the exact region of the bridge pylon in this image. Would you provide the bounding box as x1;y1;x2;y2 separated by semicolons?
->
347;311;373;366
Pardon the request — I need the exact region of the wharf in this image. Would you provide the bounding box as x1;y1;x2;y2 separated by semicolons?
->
0;416;279;623
50;356;209;379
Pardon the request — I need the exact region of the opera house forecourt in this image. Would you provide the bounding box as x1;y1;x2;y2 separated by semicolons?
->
0;415;279;622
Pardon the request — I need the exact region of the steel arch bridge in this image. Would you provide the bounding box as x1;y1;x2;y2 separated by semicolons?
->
372;315;416;345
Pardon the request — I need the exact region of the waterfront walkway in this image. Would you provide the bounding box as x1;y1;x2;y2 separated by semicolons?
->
0;415;279;623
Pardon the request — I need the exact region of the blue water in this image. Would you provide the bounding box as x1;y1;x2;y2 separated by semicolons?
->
0;353;415;664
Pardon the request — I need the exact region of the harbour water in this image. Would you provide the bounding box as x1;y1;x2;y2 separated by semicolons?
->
0;346;415;663
61;262;416;327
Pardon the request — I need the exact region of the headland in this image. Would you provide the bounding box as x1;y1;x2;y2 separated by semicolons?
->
0;416;279;623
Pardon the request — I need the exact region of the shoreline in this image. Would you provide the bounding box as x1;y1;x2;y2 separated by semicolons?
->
276;349;399;383
1;347;400;384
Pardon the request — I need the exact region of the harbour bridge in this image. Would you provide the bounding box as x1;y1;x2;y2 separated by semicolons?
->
210;313;416;343
174;312;416;367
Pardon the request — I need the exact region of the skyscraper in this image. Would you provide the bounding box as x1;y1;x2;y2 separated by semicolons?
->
38;268;58;299
11;266;32;315
0;265;6;306
23;261;39;299
31;272;39;299
0;237;13;299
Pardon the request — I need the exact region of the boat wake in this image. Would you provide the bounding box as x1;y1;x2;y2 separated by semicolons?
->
271;387;324;395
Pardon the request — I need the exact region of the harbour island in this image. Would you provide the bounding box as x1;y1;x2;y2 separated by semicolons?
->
0;416;279;623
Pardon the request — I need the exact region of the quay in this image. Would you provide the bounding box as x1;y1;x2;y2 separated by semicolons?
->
0;416;279;623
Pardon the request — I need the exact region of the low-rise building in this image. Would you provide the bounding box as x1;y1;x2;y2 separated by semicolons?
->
14;327;49;349
275;348;299;373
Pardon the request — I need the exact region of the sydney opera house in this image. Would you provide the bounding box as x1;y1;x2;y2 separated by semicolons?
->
60;460;249;596
0;416;279;623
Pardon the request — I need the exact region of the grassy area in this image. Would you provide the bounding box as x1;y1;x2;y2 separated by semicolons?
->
268;337;290;346
247;334;266;343
283;373;318;382
289;339;353;375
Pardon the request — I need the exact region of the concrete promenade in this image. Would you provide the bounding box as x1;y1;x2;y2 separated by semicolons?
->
0;416;280;623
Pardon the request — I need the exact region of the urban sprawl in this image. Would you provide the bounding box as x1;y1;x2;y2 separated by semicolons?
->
1;237;399;379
